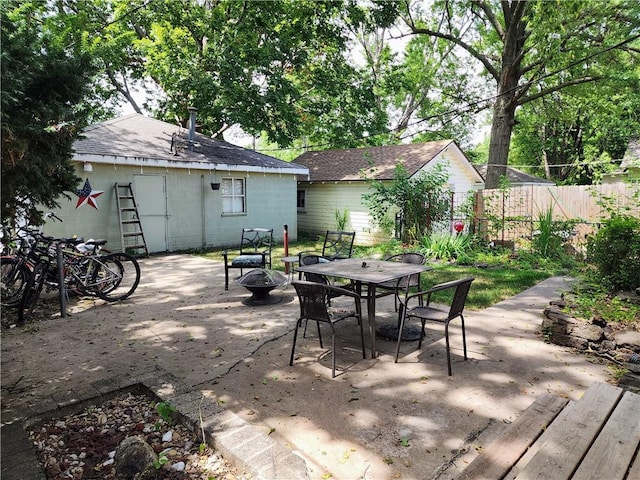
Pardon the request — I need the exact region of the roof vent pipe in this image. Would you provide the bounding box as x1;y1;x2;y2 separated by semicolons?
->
187;106;197;151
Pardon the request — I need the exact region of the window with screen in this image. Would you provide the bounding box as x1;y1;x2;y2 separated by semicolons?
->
222;178;245;214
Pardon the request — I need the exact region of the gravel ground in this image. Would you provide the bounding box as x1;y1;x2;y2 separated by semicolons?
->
27;391;250;480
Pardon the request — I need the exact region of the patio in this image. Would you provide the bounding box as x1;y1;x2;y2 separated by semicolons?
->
0;254;614;480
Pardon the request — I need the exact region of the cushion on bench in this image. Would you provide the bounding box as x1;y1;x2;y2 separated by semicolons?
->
231;254;264;267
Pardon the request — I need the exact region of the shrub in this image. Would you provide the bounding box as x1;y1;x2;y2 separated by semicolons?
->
586;215;640;290
362;163;451;243
532;206;580;259
419;232;471;261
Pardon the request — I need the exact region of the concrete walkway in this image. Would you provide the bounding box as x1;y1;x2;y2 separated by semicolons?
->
1;255;613;479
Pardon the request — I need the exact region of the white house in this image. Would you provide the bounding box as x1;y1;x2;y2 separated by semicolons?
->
44;113;308;253
602;137;640;184
293;140;484;245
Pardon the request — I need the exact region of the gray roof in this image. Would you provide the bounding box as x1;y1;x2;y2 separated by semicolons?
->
473;164;554;185
293;140;458;182
74;114;306;173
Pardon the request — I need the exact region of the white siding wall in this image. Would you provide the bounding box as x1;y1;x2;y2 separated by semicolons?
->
423;147;483;194
296;146;483;246
43;163;299;252
297;182;388;245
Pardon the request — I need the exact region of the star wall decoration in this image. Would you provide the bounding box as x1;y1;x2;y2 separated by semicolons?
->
75;178;104;209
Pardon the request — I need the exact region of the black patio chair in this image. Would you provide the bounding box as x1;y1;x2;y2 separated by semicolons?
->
290;281;366;378
297;252;332;282
223;228;273;290
297;252;356;304
370;252;426;311
321;230;355;260
394;277;475;376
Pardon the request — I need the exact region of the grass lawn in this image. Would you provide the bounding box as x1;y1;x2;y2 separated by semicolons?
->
198;238;570;310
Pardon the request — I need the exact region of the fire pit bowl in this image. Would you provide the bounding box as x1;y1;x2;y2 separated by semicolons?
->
234;269;288;305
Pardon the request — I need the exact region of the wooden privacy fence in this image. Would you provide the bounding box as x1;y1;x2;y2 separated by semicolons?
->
473;183;640;250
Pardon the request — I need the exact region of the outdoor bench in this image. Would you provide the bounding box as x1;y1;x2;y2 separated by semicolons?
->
455;382;640;480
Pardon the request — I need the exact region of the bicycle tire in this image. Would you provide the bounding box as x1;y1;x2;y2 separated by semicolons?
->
1;258;30;307
95;252;141;302
18;261;48;325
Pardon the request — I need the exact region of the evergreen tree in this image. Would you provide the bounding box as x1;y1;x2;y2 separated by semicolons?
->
1;1;98;226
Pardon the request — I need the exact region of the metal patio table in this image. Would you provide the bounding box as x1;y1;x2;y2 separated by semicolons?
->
296;258;431;358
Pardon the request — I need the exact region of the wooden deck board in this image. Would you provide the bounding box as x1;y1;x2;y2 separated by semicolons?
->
455;394;568;480
627;449;640;480
572;390;640;480
503;401;577;480
514;383;623;480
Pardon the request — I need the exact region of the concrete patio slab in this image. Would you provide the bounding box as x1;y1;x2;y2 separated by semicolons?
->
1;254;613;479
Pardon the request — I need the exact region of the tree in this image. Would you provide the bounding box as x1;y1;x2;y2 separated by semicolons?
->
510;64;640;184
385;0;640;188
353;20;487;147
74;0;388;148
1;1;99;226
362;163;451;243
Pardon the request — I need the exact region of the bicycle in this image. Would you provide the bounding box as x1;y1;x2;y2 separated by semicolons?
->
1;227;34;307
16;223;141;324
57;238;141;302
1;213;64;308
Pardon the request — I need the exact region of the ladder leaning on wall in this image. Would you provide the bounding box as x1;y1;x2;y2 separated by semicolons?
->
114;182;149;257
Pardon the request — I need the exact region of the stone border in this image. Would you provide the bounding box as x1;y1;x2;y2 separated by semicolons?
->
1;367;309;480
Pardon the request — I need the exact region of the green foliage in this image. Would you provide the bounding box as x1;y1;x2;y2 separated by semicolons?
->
593;185;640;218
476;186;526;241
1;1;99;226
533;206;580;259
586;215;640;290
88;0;387;148
155;401;176;424
362;163;451;243
153;452;169;469
392;0;640;188
332;208;349;231
567;281;640;325
534;207;559;257
511;79;640;185
419;233;471;261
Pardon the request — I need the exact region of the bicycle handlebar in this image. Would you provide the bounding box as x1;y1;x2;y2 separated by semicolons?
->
45;212;63;222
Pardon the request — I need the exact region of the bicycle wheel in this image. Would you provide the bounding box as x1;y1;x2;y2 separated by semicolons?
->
1;258;29;307
95;252;141;302
18;261;48;324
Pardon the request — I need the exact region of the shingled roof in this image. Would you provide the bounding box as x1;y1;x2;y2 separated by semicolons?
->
74;114;307;174
473;165;554;185
293;140;454;182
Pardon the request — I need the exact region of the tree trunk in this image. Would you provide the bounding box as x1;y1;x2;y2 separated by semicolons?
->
485;95;514;189
484;1;528;189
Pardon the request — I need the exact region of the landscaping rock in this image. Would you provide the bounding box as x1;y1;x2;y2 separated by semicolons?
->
114;436;157;480
612;330;640;350
568;322;603;342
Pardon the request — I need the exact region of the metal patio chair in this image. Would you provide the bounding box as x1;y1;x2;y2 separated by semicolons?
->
222;228;273;290
371;252;426;311
290;280;366;378
321;230;355;261
297;252;356;299
395;277;475;376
